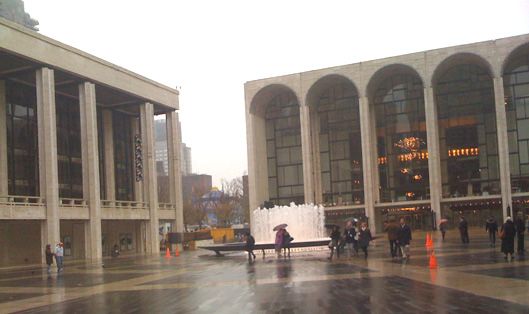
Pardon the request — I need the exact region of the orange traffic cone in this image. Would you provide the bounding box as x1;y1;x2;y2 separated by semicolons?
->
174;245;180;257
425;232;430;247
165;247;172;258
429;251;438;269
427;233;434;248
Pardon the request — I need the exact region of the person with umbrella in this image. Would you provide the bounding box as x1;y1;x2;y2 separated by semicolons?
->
273;224;287;258
344;220;358;257
500;216;516;262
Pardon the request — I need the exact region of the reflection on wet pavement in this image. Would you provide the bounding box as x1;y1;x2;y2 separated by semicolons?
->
0;231;528;313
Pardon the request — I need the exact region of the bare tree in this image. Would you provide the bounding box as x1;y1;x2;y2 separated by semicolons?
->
183;185;209;231
212;177;246;227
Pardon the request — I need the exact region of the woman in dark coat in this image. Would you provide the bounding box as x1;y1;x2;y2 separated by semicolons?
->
328;226;341;260
45;244;54;274
501;217;516;262
358;222;372;259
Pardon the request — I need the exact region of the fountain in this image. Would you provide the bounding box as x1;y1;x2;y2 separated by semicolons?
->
252;203;326;243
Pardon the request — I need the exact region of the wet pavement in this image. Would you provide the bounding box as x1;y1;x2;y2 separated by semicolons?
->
1;230;529;313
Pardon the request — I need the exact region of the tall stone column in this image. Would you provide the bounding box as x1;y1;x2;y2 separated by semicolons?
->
493;77;511;218
140;102;159;254
36;68;60;251
166;111;184;240
424;87;442;227
79;82;102;260
102;110;115;200
359;96;376;233
300;104;315;204
0;81;7;196
310;107;323;204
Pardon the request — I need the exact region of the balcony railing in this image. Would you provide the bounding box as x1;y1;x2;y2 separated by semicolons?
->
101;200;147;209
59;198;87;207
158;203;176;210
0;195;45;206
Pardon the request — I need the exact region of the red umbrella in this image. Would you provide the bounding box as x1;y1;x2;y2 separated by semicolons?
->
273;223;288;231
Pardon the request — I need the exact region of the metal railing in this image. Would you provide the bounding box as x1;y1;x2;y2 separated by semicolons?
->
59;198;87;207
0;195;45;205
101;200;147;209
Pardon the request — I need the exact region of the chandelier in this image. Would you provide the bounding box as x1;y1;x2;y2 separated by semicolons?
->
394;136;424;152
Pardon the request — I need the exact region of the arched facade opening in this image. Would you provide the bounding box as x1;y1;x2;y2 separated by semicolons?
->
306;75;363;208
504;44;529;194
371;68;429;203
435;59;500;200
263;89;304;206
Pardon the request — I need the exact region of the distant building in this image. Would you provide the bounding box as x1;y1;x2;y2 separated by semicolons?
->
181;143;192;176
0;0;38;31
154;119;191;176
182;174;212;204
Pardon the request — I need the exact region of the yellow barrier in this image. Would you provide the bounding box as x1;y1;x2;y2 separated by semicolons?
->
210;228;235;243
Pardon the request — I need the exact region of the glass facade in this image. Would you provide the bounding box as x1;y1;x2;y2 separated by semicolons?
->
56;95;83;198
374;74;429;202
5;80;39;196
265;91;304;205
436;64;500;198
113;112;134;201
317;83;363;205
504;50;529;193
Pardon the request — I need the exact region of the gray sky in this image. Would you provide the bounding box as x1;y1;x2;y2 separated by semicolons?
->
24;0;529;186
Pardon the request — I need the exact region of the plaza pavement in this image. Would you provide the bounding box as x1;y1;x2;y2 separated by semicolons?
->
0;229;528;313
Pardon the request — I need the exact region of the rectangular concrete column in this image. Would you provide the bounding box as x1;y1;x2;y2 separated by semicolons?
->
246;113;268;219
140;102;159;254
166;111;184;236
493;77;511;218
310;108;323;204
102;110;115;200
359;97;376;233
36;68;60;250
0;81;7;196
79;82;102;260
424;87;442;227
300;104;315;204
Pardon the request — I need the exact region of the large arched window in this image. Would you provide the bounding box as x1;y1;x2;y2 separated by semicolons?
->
504;46;529;193
265;91;304;205
436;63;500;198
374;73;429;202
314;81;363;205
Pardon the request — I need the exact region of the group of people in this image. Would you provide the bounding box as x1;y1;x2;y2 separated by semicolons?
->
44;242;64;274
274;228;293;258
329;220;373;260
484;213;526;261
383;218;413;260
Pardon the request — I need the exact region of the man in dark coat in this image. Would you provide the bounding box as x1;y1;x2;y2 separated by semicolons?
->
501;217;516;262
514;212;526;255
245;232;256;261
384;217;400;259
458;216;469;244
397;218;412;259
485;216;498;247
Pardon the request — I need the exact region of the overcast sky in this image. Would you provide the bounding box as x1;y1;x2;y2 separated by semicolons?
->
23;0;529;186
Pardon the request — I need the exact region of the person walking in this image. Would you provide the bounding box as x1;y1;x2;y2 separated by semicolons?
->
485;216;499;247
397;218;412;260
45;244;54;274
500;216;516;262
458;216;469;244
54;242;64;272
358;222;372;259
274;229;284;258
439;219;448;241
514;212;526;255
344;221;358;257
245;232;256;262
384;217;400;259
328;226;341;260
282;229;293;257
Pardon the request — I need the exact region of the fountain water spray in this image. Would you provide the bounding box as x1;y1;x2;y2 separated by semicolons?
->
251;203;326;243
